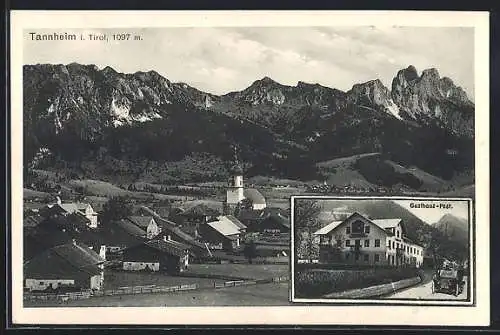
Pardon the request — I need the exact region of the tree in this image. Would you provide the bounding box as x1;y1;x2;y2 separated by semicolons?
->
240;198;253;210
100;196;134;224
243;239;257;264
294;199;322;263
234;197;253;217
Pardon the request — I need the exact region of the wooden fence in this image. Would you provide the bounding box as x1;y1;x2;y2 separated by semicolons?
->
93;283;198;297
24;276;289;301
213;275;289;289
24;290;92;302
24;283;199;302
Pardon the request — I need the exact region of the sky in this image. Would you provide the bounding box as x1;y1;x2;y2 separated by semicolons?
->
23;27;474;98
315;198;470;225
393;199;470;224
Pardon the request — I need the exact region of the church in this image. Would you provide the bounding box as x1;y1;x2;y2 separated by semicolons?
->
226;163;266;211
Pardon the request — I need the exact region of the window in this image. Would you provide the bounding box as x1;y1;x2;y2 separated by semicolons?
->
387;241;391;249
346;227;351;234
364;254;369;262
351;220;364;234
355;253;360;261
392;241;395;249
39;281;44;285
345;240;351;247
375;239;380;247
375;254;380;262
364;240;370;247
397;230;400;238
364;225;370;234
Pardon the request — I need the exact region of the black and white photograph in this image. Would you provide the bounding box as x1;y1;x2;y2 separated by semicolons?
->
10;10;490;326
291;196;473;305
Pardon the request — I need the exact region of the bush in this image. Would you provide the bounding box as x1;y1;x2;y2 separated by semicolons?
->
294;267;421;298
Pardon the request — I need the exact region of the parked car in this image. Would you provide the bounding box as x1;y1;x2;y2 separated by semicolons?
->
431;267;465;296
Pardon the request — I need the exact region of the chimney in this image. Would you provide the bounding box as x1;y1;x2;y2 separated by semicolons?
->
163;235;167;242
56;196;62;205
72;239;77;246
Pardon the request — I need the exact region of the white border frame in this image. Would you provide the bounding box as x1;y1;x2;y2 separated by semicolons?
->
290;196;475;306
10;10;490;326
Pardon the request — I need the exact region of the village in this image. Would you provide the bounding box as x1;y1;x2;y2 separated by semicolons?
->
22;161;292;306
293;198;470;301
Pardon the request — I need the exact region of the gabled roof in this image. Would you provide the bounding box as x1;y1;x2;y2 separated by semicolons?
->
137;206;208;254
217;215;246;230
313;212;397;236
24;242;104;279
266;212;290;229
244;188;266;205
113;219;147;237
58;202;91;214
52;242;104;267
314;221;343;235
127;216;155;228
371;218;402;229
207;220;241;237
144;239;190;257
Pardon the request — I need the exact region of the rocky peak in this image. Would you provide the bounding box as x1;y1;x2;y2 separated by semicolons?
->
391;65;474;137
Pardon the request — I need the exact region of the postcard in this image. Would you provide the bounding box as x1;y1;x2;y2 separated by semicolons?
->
291;196;474;306
10;10;490;326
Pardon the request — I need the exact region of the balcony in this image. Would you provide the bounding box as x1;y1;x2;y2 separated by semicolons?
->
349;232;367;238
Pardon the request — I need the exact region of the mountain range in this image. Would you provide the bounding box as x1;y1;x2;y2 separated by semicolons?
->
23;63;475;190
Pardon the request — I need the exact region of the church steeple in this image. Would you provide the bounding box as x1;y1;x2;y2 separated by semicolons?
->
227;145;245;205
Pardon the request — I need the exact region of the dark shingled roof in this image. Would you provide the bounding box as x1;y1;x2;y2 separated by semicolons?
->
126;216;155;229
145;239;191;257
114;219;148;237
24;242;104;280
138;206;209;255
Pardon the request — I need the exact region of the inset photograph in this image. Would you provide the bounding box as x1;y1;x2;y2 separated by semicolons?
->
291;196;474;305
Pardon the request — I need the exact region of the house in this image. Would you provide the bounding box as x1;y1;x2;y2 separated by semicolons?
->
122;236;191;274
137;206;211;258
125;216;160;239
247;211;290;234
42;198;99;228
313;212;424;267
214;215;246;233
179;204;220;225
24;240;105;292
226;163;267;211
198;217;242;251
98;219;148;253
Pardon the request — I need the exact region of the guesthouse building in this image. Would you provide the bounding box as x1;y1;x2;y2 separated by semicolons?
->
314;212;424;267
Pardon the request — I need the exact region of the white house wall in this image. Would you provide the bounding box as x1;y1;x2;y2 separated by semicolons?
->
253;203;267;210
25;278;75;291
123;261;160;272
146;221;160;239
